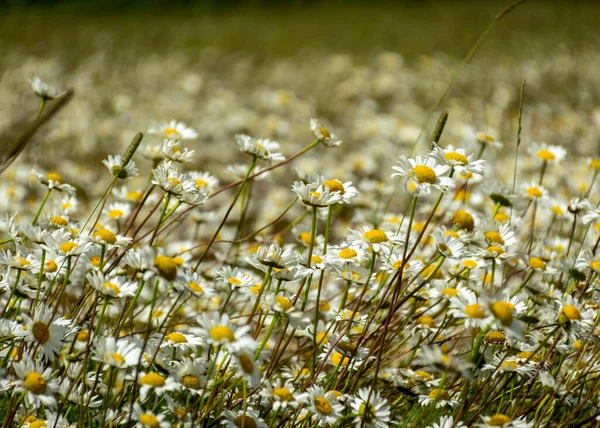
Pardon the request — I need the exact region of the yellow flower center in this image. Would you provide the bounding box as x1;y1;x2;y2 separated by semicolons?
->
273;387;294;401
494;212;510;223
529;257;546;270
462;259;478;269
51;216;68;226
591;261;600;271
591;159;600;171
465;303;486;319
363;229;388;243
490;301;514;326
311;255;323;264
486;246;504;256
319;127;331;139
166;332;187;343
452;210;475;231
562;305;582;321
46;172;63;183
77;330;89;342
103;282;121;295
392;260;411;270
488;414;512;426
331;352;350;366
14;257;30;267
417;316;436;327
195;178;208;188
182;374;201;389
412;165;437;184
188;282;204;293
29;421;46;428
339;248;357;259
32;322;50;344
140;372;166;387
168;177;181;187
93;229;117;245
322;179;345;194
517;351;540;362
106;352;126;365
209;325;235;342
442;287;458;297
316;331;329;344
164;127;180;137
415;370;432;380
59;241;78;254
501;360;518;371
275;296;293;311
44;260;58;272
126;191;142;201
108;209;124;219
537;149;555;161
444;152;469;165
24;372;47;395
154;255;178;280
314;396;333;415
139;413;160;428
484;331;506;344
527;187;543;198
428;389;450;400
485;231;504;244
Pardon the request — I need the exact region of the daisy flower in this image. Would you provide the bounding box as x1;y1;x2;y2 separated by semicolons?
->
431;144;486;175
310;118;342;147
133;404;171;428
102;155;138;180
418;389;459;408
392;155;455;195
449;289;493;329
31;169;76;195
291;181;344;207
87;271;138;298
347;227;400;254
521;181;548;202
477;414;533;428
350;388;391;428
300;386;344;426
22;304;73;362
162;138;195;163
85;227;132;248
169;358;207;394
433;229;465;259
93;337;141;369
12;358;59;408
137;372;178;401
529;143;566;164
427;416;468;428
196;312;256;352
259;379;300;411
30;77;62;100
234;134;285;162
190;171;219;194
149;120;198;140
221;409;268;428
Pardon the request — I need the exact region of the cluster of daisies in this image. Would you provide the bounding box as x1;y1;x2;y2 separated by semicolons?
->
2;73;600;428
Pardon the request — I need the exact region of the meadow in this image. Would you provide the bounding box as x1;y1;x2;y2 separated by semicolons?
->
1;1;600;427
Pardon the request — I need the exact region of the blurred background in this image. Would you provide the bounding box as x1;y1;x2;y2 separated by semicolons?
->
1;0;599;210
1;1;598;60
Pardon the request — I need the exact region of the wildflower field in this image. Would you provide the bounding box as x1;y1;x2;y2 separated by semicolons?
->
3;1;600;427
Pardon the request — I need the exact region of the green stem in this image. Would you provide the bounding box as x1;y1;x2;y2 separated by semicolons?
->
32;188;52;225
